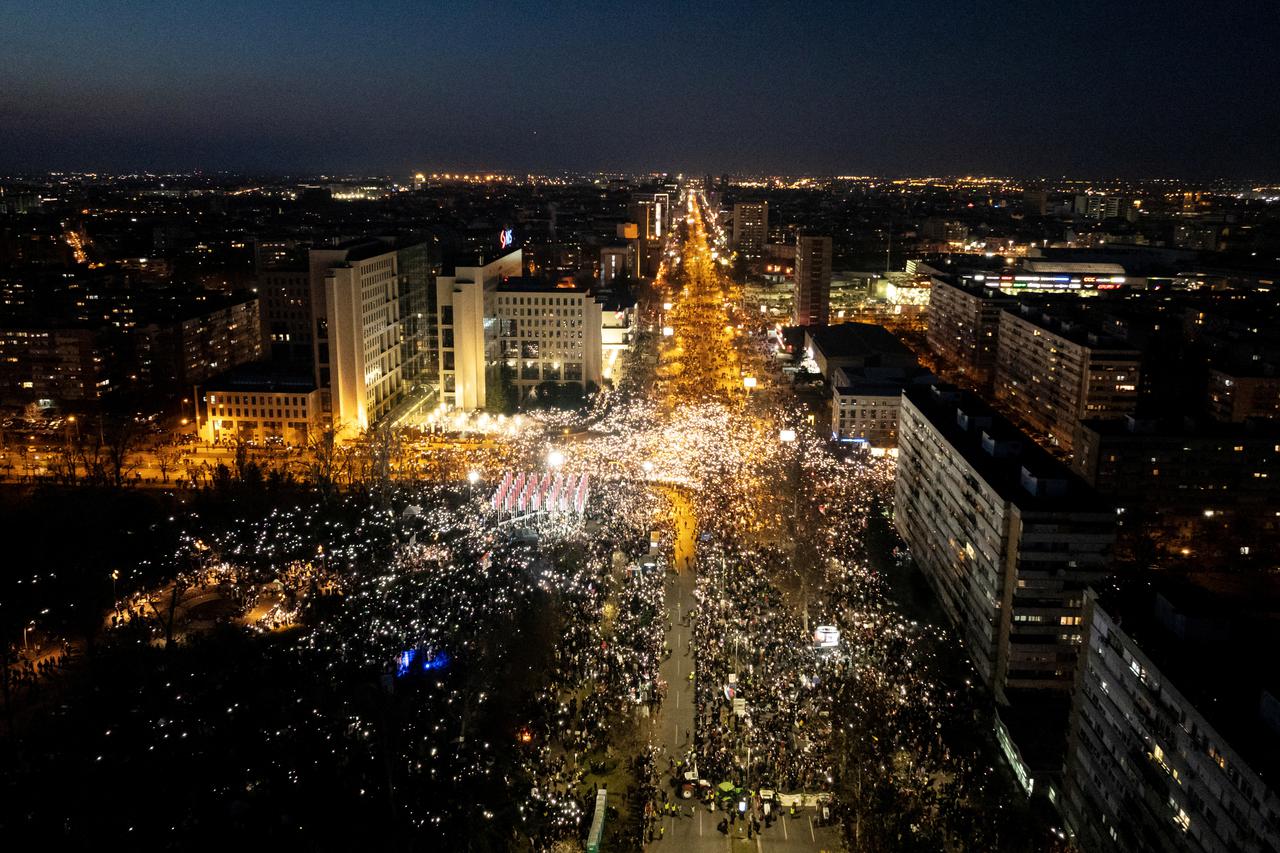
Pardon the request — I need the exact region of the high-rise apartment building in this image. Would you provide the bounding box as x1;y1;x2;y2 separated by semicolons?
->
1023;190;1049;216
793;234;832;326
994;307;1142;454
0;327;110;405
927;276;1017;385
1061;582;1280;853
257;268;312;364
895;385;1114;700
732;202;768;257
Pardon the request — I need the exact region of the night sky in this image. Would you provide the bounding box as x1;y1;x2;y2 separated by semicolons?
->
2;0;1277;178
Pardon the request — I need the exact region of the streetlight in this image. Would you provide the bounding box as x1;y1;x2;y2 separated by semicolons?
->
23;621;35;652
467;469;480;499
547;449;565;469
111;569;121;617
742;377;757;390
779;429;796;443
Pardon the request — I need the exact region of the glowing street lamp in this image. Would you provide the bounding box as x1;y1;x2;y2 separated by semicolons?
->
468;470;480;485
779;429;797;443
742;377;757;390
662;326;674;337
547;449;566;469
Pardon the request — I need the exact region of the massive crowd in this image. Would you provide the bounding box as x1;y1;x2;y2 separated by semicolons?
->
6;189;1033;850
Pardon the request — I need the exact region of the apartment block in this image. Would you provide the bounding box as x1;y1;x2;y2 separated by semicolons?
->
994;307;1141;453
1062;582;1280;853
895;385;1114;700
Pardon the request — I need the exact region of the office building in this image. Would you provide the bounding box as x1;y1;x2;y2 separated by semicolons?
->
628;191;670;278
895;385;1114;700
994;307;1141;454
435;249;524;410
794;234;832;326
805;322;931;447
310;237;435;432
200;367;322;446
494;278;603;402
1061;581;1280;853
927;276;1017;384
831;371;936;448
732;201;768;257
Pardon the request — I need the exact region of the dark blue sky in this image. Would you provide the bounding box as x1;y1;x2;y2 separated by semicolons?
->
2;0;1277;177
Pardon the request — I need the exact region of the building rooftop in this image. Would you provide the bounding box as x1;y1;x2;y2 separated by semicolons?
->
443;247;522;275
1023;260;1126;275
833;370;934;396
1079;412;1280;440
1002;305;1140;353
805;322;913;361
904;383;1109;513
930;273;1019;301
204;363;316;394
496;275;592;294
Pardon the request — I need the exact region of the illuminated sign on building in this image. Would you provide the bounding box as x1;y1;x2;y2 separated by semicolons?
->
499;227;514;249
971;273;1126;292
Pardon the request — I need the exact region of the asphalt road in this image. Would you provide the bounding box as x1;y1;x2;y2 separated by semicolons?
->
647;489;842;852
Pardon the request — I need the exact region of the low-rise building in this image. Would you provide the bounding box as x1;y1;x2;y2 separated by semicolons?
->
831;371;934;448
199;367;322;446
802;322;917;380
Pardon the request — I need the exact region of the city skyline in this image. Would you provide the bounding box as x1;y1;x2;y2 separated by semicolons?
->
2;1;1279;178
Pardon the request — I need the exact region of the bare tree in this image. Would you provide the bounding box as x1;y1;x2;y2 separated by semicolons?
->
155;445;181;484
367;424;404;507
305;422;344;490
100;416;142;487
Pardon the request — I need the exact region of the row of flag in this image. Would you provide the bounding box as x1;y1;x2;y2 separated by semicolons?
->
491;470;589;515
